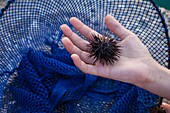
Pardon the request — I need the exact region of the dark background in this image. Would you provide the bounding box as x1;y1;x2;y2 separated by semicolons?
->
155;0;170;9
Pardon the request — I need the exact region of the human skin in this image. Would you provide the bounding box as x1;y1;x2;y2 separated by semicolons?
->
60;15;170;101
162;103;170;112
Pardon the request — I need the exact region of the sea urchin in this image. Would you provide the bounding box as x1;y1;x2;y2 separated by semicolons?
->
87;34;121;65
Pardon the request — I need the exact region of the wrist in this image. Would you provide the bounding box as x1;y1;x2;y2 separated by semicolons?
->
138;58;170;99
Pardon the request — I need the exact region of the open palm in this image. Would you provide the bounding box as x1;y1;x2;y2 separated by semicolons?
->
61;15;157;86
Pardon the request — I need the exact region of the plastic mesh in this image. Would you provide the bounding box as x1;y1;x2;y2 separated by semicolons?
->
0;0;169;113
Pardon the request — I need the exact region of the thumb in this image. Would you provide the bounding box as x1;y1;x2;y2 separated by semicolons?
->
161;103;170;113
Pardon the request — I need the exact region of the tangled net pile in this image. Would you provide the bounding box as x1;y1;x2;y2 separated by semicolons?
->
0;0;169;113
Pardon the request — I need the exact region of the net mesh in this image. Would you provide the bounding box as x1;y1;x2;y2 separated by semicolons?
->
0;0;169;113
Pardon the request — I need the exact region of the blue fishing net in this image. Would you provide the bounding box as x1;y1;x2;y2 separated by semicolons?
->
0;0;169;113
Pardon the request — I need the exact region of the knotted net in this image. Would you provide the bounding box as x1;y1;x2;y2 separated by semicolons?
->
0;0;169;113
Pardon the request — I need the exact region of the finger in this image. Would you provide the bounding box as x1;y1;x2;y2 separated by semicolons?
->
70;17;101;40
161;103;170;113
62;37;94;64
71;54;129;82
71;54;101;75
60;24;89;51
105;15;134;40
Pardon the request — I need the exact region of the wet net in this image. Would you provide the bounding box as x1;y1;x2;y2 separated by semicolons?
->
0;0;169;113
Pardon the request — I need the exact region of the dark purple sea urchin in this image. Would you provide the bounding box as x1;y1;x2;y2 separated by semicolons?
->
87;34;121;65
